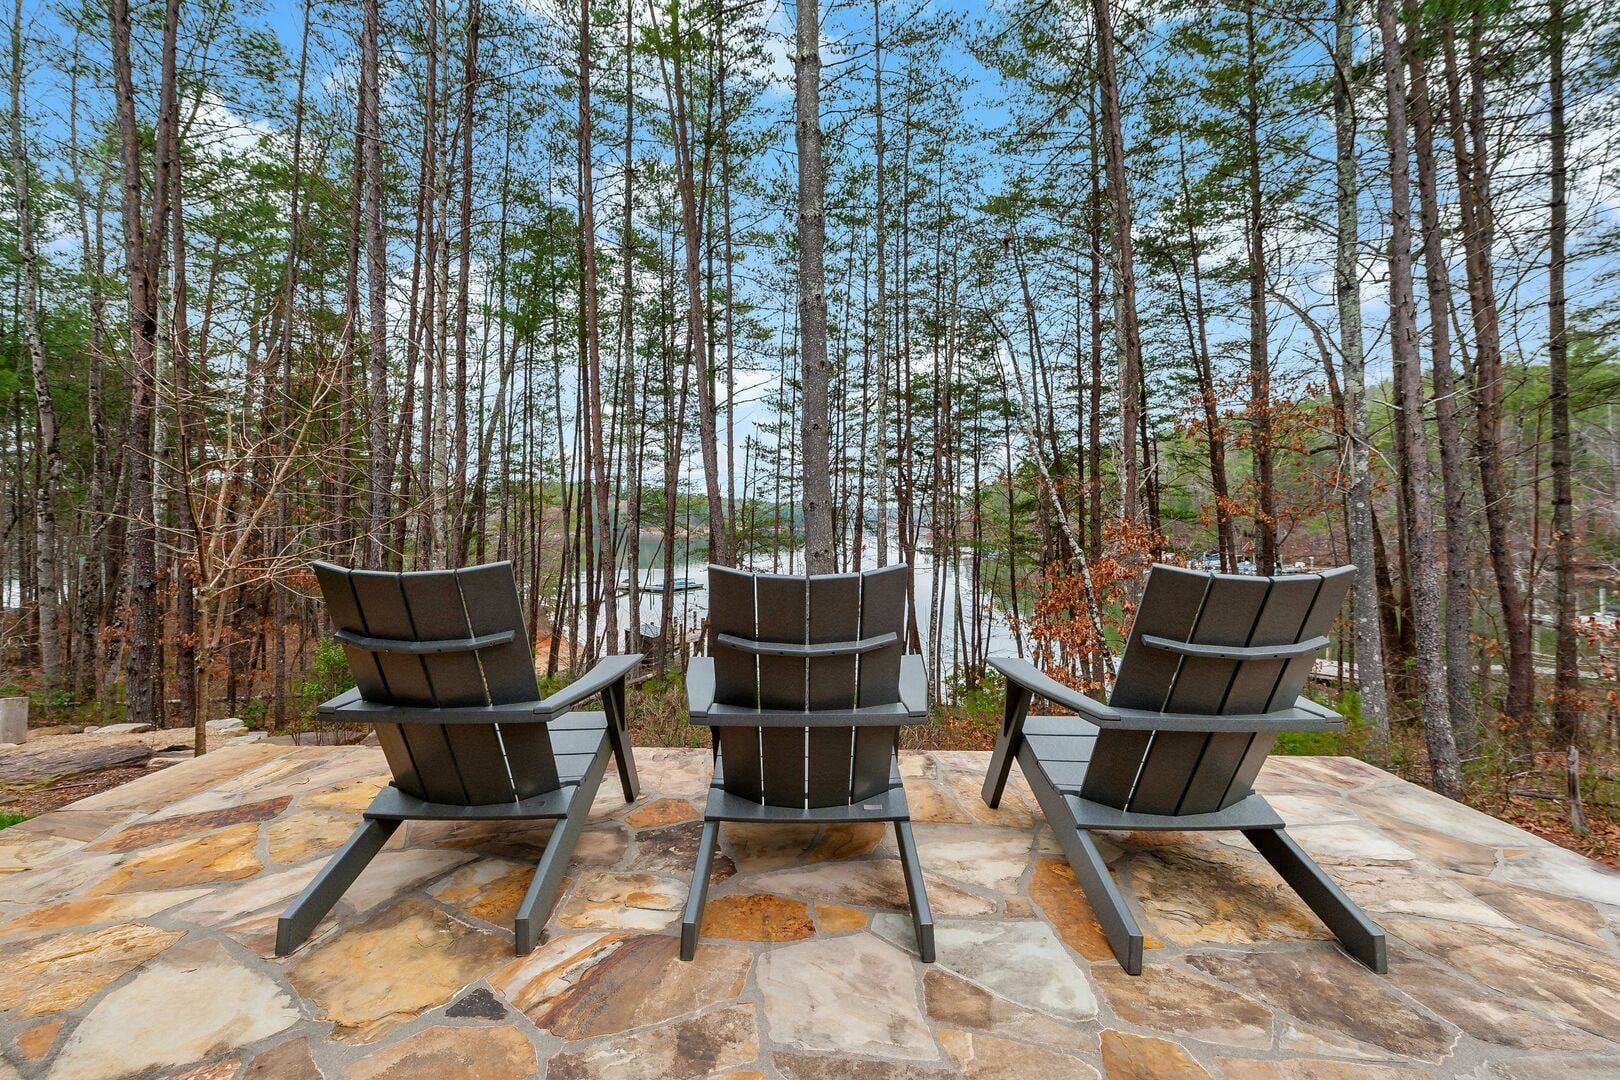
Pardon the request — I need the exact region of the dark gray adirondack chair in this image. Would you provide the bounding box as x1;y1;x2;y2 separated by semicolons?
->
276;560;640;957
983;564;1385;975
683;564;934;961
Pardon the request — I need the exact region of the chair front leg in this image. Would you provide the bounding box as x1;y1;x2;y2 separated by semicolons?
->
982;682;1033;808
514;744;610;954
276;818;399;956
894;819;935;963
680;819;721;961
602;675;640;802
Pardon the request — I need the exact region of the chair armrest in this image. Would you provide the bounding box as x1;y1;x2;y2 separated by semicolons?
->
334;628;515;656
317;685;364;719
987;656;1119;723
899;655;928;719
535;654;642;721
715;632;898;658
687;656;717;719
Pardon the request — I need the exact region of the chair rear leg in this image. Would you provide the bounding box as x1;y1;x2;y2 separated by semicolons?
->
276;818;399;956
1244;827;1387;973
894;819;935;963
981;685;1032;808
604;680;640;802
680;819;721;961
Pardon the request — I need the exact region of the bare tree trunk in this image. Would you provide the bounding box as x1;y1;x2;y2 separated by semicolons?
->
1092;0;1142;525
1442;17;1534;731
1547;0;1577;745
361;0;389;567
654;0;730;566
796;0;834;572
1245;1;1275;574
621;0;640;653
8;0;61;682
579;0;616;652
1377;0;1462;797
1405;0;1477;756
451;0;480;563
1334;0;1390;747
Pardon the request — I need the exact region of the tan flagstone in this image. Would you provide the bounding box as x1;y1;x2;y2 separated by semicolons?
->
162;1060;243;1080
553;870;684;930
428;857;534;924
1091;964;1272;1048
265;810;362;864
1459;876;1610;948
2;851;125;905
1491;843;1620;907
1128;843;1326;946
1488;1056;1620;1079
920;968;1095;1051
1383;915;1620;1041
1098;1030;1213;1080
700;892;816;942
344;1025;537;1079
1349;779;1538;848
911;823;1031;892
1184;949;1458;1062
1326;861;1517;927
154;753;328;818
1382;945;1609;1051
939;770;1034;828
340;849;472;913
774;1053;956;1079
721;822;888;872
624;797;698;828
1027;857;1162;961
0;922;182;1017
872;914;1097;1021
1284;823;1418;864
901;781;972;823
298;775;387;813
756;933;936;1061
1214;1059;1430;1079
65;744;284;812
12;1018;63;1063
285;897;510;1043
409;819;627;865
937;1028;1100;1079
85;821;264;895
47;938;299;1078
1352;807;1500;876
753;859;996;917
85;797;292;853
0;888;208;941
240;1038;324;1080
627;820;737;881
813;902;869;934
177;862;324;926
494;932;750;1040
545;1003;757;1080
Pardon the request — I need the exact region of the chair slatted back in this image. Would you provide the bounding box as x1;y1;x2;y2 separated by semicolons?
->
1080;564;1353;815
706;564;909;807
314;560;558;805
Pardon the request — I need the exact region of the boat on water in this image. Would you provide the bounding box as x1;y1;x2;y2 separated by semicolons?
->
617;575;703;594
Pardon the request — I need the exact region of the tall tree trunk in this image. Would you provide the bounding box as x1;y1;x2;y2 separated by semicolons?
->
8;1;61;682
451;0;480;563
797;0;834;572
578;0;616;652
1377;0;1462;797
1244;2;1275;574
1442;16;1534;731
1335;0;1391;747
622;0;640;653
361;0;389;567
1547;0;1577;745
1092;0;1143;525
1405;0;1477;756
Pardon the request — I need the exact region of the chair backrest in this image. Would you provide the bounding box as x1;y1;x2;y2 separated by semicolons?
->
1081;563;1354;815
706;563;909;807
314;560;560;806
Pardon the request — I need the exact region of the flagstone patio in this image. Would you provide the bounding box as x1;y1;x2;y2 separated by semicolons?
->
2;744;1619;1079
